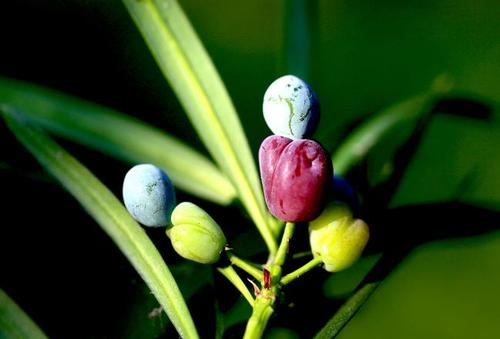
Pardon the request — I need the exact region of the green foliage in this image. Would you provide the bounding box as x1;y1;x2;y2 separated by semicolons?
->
2;110;199;339
122;0;278;253
0;289;48;339
0;77;235;205
339;232;500;339
1;0;500;338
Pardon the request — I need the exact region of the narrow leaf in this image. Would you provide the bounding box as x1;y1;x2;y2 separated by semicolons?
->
332;94;434;177
121;0;277;253
0;76;235;205
332;76;452;176
0;288;49;339
3;109;199;339
314;282;379;339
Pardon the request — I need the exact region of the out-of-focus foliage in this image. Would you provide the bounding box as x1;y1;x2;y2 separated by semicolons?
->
1;0;499;337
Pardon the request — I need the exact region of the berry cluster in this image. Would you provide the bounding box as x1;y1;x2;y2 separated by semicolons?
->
120;75;369;273
260;75;369;272
259;75;331;222
122;164;226;264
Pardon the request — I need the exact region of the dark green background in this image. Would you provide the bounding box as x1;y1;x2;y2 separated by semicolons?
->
1;1;500;338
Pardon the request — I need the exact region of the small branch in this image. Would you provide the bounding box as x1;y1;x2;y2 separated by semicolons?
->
217;266;255;306
314;282;379;339
242;291;275;339
280;256;323;285
292;251;313;259
274;222;295;266
227;252;262;280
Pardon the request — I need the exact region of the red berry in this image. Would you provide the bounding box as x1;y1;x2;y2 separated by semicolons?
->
259;135;332;222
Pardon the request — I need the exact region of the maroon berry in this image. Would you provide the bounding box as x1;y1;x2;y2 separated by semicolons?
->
259;135;332;222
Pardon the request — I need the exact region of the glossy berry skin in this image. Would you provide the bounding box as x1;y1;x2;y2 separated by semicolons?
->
122;164;176;227
263;75;319;140
309;203;369;272
168;202;226;264
259;135;332;222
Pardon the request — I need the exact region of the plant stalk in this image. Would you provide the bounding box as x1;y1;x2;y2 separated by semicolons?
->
243;222;296;338
227;252;262;280
216;266;254;306
281;256;323;285
242;290;275;339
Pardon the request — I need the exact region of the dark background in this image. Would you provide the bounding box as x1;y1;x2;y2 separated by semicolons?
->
1;1;500;338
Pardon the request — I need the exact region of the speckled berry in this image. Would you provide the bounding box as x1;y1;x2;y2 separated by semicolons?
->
263;74;319;140
122;164;176;227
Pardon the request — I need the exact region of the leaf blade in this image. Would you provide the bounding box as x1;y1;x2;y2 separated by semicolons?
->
332;94;434;177
121;0;277;253
0;288;49;339
3;109;199;339
0;76;235;205
314;283;379;339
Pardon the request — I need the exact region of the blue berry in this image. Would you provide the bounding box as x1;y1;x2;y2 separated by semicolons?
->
122;164;176;227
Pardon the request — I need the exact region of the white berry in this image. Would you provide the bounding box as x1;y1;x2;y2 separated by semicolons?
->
263;75;319;139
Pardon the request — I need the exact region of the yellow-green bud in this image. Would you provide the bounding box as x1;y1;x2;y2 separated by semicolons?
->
167;202;226;264
309;203;369;272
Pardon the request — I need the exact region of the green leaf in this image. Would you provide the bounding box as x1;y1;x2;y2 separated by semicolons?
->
223;298;252;332
2;109;199;339
322;254;381;299
314;283;379;339
0;76;235;205
337;231;500;339
332;79;451;177
283;0;316;79
0;288;49;339
391;114;500;210
121;262;213;339
121;0;277;254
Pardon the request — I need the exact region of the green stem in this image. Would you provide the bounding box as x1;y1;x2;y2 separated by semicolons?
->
314;282;379;339
243;291;275;339
242;222;296;338
216;266;254;306
227;252;262;281
281;256;323;285
292;251;313;259
274;222;295;266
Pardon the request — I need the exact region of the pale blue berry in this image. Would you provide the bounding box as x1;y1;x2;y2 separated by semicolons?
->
263;74;319;139
122;164;176;227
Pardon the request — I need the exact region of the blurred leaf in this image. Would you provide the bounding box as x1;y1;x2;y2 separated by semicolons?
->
332;89;440;177
223;298;252;332
315;283;379;339
2;109;199;339
0;77;235;205
265;327;301;339
215;300;224;339
0;288;48;339
391;115;500;210
323;254;381;299
337;230;500;339
283;0;317;79
121;0;278;253
122;262;213;339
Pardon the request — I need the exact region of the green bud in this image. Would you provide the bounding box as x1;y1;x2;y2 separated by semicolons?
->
309;203;369;272
167;202;226;264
